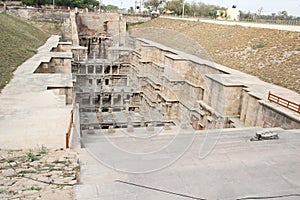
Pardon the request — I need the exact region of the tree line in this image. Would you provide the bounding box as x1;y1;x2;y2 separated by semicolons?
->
165;0;225;18
20;0;99;8
5;0;298;19
141;0;226;18
143;0;299;19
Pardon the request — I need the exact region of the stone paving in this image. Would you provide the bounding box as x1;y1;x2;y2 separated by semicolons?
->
0;36;73;149
74;127;300;200
0;35;78;200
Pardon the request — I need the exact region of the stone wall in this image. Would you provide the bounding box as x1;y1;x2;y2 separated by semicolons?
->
76;12;126;37
223;86;243;116
140;45;176;64
123;14;151;24
133;38;300;130
261;103;300;129
6;7;69;22
69;14;300;131
240;92;264;127
51;42;72;52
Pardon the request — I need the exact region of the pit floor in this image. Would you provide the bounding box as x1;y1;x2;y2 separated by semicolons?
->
74;127;300;200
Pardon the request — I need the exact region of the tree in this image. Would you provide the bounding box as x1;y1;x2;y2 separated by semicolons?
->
165;0;184;15
189;1;198;16
281;10;288;19
128;6;134;13
240;11;252;20
101;4;119;11
173;1;225;18
208;10;217;19
22;0;99;8
271;13;276;19
144;0;165;11
183;2;191;16
257;7;263;16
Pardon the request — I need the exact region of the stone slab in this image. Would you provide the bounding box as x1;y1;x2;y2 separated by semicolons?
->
0;35;72;149
74;128;300;199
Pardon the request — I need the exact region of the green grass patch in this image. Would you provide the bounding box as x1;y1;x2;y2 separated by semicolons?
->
28;186;42;191
7;156;27;163
38;145;48;155
126;21;145;30
0;13;57;91
0;189;7;194
26;151;40;162
53;159;67;164
253;41;268;49
18;170;37;174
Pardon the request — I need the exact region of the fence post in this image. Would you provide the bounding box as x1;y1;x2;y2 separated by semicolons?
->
268;91;300;114
66;109;74;149
66;132;69;148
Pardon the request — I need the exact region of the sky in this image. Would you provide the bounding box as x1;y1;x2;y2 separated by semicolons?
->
100;0;300;16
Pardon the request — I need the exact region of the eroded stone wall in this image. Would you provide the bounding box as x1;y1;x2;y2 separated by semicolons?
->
262;104;300;129
133;38;300;130
71;14;300;131
6;8;69;22
76;13;126;37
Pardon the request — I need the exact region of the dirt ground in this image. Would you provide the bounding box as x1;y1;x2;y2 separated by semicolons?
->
0;148;79;200
131;18;300;93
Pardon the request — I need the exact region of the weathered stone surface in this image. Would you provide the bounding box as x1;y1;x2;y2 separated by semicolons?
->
2;168;15;177
0;149;79;200
4;179;17;186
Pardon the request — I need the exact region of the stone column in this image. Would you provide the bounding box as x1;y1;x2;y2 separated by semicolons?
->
100;95;103;107
93;52;96;60
124;99;130;111
166;102;171;120
129;96;133;107
89;92;93;106
121;90;124;106
85;52;88;61
111;89;114;107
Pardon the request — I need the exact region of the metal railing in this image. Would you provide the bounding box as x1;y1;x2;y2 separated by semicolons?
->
268;92;300;114
65;110;73;148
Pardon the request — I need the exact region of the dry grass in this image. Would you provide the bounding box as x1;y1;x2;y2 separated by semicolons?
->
131;18;300;93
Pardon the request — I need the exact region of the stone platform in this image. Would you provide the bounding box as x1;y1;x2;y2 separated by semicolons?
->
74;127;300;200
0;36;73;149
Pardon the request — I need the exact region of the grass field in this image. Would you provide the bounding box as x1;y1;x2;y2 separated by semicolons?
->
0;13;60;91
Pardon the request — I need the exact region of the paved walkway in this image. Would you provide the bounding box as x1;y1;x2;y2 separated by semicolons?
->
74;127;300;199
161;16;300;32
0;36;73;149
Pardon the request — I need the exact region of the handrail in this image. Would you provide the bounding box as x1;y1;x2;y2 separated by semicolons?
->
66;96;76;148
66;109;74;148
268;92;300;114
